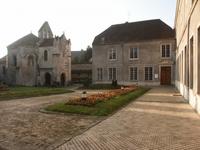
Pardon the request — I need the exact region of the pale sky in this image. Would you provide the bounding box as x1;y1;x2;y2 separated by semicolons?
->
0;0;176;58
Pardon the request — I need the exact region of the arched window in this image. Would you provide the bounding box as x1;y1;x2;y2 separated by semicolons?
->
28;55;34;66
44;50;48;61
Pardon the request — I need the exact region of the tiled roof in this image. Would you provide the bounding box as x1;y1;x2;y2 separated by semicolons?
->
72;64;92;71
7;33;39;49
39;39;54;47
93;19;175;45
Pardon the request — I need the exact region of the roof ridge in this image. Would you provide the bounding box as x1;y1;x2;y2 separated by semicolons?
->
111;19;161;27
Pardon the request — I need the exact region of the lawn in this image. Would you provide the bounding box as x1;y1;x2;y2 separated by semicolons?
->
45;87;149;116
0;86;74;101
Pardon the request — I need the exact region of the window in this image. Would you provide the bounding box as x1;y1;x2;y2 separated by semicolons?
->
189;37;194;89
28;55;34;66
161;44;171;58
13;55;17;66
109;48;116;60
184;46;189;87
198;27;200;93
2;66;6;75
145;67;153;81
130;67;138;81
108;68;117;80
97;68;103;81
130;48;139;59
44;50;48;61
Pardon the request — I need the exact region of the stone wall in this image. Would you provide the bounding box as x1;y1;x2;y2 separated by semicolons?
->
93;39;175;86
175;0;200;113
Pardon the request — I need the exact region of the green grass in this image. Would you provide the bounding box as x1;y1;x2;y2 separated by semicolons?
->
80;84;121;90
46;87;149;116
0;86;74;101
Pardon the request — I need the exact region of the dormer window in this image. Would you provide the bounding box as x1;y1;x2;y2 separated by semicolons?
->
109;48;117;60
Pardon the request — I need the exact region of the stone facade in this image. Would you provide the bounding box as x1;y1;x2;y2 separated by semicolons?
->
0;56;7;83
92;19;175;86
175;0;200;113
5;22;71;86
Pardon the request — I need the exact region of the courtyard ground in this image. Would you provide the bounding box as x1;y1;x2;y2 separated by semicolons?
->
0;90;106;150
56;86;200;150
0;86;74;101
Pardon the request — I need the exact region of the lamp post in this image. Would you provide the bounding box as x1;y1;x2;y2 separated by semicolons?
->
81;91;87;100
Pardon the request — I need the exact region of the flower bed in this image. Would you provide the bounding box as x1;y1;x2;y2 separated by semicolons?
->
66;86;137;106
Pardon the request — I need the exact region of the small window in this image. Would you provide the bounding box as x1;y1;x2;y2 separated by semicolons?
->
13;55;17;66
161;44;171;58
109;48;117;60
108;68;117;80
130;48;139;59
145;67;153;81
130;67;138;81
97;68;103;81
44;50;48;61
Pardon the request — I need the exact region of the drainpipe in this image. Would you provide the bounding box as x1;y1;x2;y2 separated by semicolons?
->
121;43;124;85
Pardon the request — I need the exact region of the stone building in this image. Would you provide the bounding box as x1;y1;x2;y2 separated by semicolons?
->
175;0;200;113
5;21;71;86
0;56;7;83
92;19;175;86
71;51;92;83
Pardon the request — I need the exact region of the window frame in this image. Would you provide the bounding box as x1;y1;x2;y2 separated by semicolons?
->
160;43;172;58
108;67;117;81
13;55;17;67
108;48;117;61
97;68;103;81
144;66;154;81
129;66;138;81
129;47;139;60
44;50;48;61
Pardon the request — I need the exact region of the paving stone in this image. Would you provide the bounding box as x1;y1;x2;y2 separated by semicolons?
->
56;86;200;150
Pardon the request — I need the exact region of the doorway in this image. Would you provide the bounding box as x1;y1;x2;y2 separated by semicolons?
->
60;73;66;86
160;66;171;85
45;72;51;86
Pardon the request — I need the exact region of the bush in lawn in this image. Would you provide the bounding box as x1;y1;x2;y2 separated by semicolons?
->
112;80;118;87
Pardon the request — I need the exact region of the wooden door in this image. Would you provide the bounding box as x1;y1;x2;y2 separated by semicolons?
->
161;67;171;85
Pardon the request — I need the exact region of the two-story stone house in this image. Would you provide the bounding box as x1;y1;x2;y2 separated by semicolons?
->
92;19;175;86
175;0;200;113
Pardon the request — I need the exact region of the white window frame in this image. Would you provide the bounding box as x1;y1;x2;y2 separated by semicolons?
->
108;67;117;81
160;43;172;58
108;48;117;60
97;68;103;81
129;47;139;60
144;66;154;81
129;66;138;81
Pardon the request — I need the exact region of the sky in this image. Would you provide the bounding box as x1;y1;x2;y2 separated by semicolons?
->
0;0;176;58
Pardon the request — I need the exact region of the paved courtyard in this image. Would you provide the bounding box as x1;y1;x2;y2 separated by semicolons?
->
0;90;105;150
57;86;200;150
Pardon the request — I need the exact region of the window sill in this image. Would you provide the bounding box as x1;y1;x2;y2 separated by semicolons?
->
129;58;139;61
